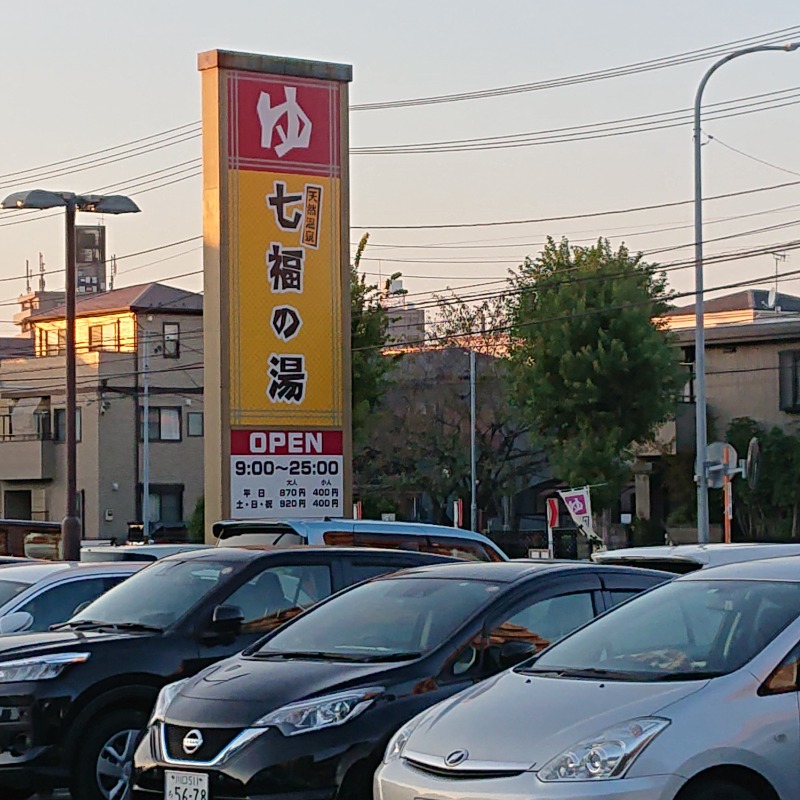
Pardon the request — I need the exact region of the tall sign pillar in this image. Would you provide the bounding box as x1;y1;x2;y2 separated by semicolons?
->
199;50;353;538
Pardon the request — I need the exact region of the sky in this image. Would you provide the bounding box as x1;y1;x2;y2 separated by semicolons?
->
0;0;799;336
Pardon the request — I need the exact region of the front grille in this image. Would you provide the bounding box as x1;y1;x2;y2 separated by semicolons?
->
164;724;240;762
404;757;524;780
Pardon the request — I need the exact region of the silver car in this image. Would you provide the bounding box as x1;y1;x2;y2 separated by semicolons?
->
375;557;800;800
0;561;142;633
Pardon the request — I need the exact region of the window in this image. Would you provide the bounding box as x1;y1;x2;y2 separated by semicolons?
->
0;414;12;441
88;322;120;353
225;564;332;634
425;536;492;562
140;407;181;441
163;323;180;358
44;329;66;356
88;325;103;352
18;576;119;632
607;589;642;608
487;592;596;658
187;412;204;437
779;351;800;412
140;484;184;526
349;561;403;583
53;408;82;443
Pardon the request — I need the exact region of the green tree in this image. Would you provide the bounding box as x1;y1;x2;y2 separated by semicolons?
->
507;237;684;509
727;417;800;540
350;233;400;442
187;495;204;543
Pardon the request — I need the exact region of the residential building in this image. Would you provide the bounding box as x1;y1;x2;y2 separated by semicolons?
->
0;283;204;541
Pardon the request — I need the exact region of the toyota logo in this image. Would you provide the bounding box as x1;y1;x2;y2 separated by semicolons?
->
182;729;204;755
444;749;468;767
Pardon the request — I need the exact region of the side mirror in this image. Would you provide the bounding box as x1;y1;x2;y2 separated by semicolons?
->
210;604;244;632
0;611;34;635
498;640;538;668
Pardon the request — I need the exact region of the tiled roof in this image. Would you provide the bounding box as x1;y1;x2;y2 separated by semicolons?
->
27;283;202;321
666;289;800;316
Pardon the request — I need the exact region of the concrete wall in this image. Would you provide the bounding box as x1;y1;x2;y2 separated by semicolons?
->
705;341;794;434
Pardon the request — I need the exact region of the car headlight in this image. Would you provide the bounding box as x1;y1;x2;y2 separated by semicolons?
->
0;652;90;683
539;717;670;781
252;687;383;737
149;678;190;726
383;714;425;764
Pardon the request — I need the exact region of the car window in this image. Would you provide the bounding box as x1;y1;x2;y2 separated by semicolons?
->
350;562;401;583
354;532;422;551
71;560;232;629
0;580;32;607
489;592;596;654
225;564;332;634
257;577;501;660
607;589;642;608
533;579;800;680
18;577;114;632
323;531;354;546
425;536;491;562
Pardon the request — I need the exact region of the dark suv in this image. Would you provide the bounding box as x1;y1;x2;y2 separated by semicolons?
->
0;547;455;800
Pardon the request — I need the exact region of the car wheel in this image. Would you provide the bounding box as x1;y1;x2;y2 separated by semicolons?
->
71;708;147;800
681;778;760;800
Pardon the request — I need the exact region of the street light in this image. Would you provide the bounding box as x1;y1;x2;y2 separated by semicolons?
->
693;42;799;544
0;190;140;560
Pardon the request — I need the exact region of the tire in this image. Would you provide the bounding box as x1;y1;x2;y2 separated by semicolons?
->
70;708;147;800
681;778;760;800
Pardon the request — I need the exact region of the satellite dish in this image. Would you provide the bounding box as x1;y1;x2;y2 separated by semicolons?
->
767;286;777;309
746;437;760;490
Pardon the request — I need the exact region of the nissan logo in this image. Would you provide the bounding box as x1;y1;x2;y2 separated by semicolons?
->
182;729;204;755
444;749;468;767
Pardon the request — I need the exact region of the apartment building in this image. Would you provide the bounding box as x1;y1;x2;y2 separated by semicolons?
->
0;283;204;541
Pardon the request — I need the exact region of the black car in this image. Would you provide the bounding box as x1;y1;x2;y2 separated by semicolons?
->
133;561;670;800
0;546;456;800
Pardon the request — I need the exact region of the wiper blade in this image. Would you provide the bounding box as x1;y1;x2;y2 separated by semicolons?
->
521;666;640;680
107;622;163;633
652;671;722;681
50;619;106;631
253;650;365;662
355;652;422;663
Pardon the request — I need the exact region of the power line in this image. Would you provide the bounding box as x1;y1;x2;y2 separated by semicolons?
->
350;25;800;111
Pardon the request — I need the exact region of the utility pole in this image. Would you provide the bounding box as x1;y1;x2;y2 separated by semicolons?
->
470;349;477;532
141;329;151;540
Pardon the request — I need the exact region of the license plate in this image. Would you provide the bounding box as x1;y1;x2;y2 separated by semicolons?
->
165;770;209;800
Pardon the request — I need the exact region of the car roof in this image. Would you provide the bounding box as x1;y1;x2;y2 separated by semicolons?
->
80;544;212;555
679;556;800;582
158;545;458;564
212;518;501;546
592;542;800;567
0;560;142;585
372;559;668;584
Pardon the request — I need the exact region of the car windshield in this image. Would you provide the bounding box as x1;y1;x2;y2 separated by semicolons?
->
254;576;500;661
0;580;32;607
525;579;800;681
69;559;235;629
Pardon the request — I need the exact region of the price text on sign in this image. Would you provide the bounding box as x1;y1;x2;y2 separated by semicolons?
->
230;430;343;519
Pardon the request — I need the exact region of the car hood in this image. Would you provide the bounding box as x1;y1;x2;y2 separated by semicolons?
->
405;670;707;770
167;654;408;727
0;629;155;660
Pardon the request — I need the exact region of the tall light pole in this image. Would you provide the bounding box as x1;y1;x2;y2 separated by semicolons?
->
693;43;799;544
0;190;139;560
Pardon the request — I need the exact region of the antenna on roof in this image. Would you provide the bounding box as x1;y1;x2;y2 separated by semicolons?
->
772;251;788;305
38;252;45;292
768;286;777;310
109;255;117;291
25;259;30;294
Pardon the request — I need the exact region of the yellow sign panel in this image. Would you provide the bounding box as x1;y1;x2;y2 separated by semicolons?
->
228;169;343;427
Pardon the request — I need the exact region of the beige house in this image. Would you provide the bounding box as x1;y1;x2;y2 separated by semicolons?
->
0;283;204;541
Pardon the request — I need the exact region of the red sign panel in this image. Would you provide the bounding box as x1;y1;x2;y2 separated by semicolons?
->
228;73;341;176
231;429;343;456
547;498;559;529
